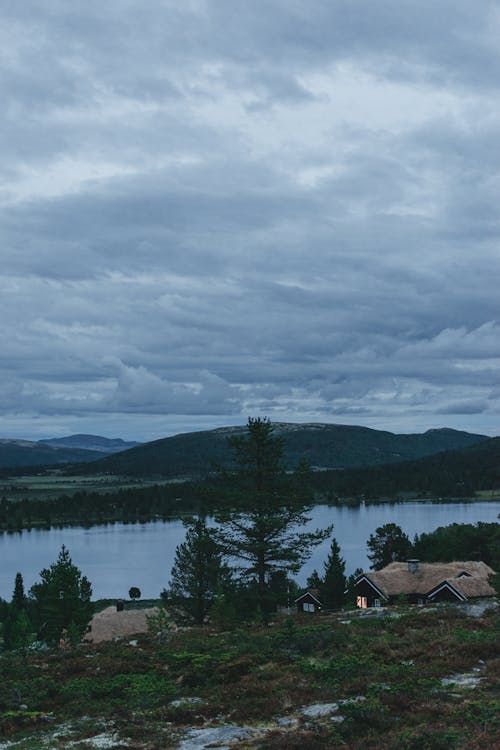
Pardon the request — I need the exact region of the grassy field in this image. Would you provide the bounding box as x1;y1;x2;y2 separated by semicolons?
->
2;472;499;505
0;473;179;502
0;604;499;749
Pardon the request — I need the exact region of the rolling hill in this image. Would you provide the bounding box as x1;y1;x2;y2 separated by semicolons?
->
0;439;104;468
39;434;140;454
68;422;490;479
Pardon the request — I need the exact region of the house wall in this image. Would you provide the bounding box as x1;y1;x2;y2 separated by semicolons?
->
354;579;383;607
428;587;462;603
296;593;321;613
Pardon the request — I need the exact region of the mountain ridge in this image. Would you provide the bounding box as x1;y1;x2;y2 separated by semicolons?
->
66;422;490;479
0;440;104;468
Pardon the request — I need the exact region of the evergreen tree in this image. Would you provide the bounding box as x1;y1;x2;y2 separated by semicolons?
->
213;417;331;613
29;545;93;644
306;569;323;590
2;571;33;651
321;537;346;609
168;516;229;624
11;572;26;611
367;523;412;570
4;610;33;652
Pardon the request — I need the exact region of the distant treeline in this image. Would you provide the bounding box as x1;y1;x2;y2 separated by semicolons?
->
312;438;500;500
0;482;207;532
1;436;500;532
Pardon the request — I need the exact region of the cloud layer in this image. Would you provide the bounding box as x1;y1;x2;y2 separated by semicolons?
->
1;1;500;439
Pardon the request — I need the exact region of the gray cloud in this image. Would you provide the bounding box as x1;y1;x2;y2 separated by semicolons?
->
1;2;499;440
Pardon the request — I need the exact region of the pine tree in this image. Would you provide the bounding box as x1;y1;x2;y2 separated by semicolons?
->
367;523;412;570
29;545;93;644
321;537;346;609
213;417;332;613
168;516;229;624
306;569;323;590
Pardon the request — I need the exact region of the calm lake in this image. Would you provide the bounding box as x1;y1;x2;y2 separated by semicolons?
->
1;501;499;599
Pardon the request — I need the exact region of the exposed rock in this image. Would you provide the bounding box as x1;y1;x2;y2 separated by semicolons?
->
458;598;499;618
276;717;298;727
170;697;204;708
441;667;484;689
301;703;339;718
76;733;127;748
178;725;261;750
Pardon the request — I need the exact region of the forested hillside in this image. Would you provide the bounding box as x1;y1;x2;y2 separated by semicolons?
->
67;423;489;479
313;436;500;499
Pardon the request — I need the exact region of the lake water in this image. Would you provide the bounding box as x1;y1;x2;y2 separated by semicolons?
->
1;501;498;600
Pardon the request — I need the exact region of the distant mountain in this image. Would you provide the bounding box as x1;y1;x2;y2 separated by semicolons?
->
0;439;103;469
312;435;500;498
39;434;141;454
69;422;490;479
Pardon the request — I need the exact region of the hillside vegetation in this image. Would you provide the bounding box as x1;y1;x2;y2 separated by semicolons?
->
0;607;499;749
314;436;500;499
67;423;488;479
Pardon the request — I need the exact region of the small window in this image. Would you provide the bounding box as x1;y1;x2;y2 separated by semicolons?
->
418;598;424;606
374;598;381;608
303;602;315;613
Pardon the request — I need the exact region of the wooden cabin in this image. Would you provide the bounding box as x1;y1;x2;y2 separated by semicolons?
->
295;588;323;613
354;560;496;608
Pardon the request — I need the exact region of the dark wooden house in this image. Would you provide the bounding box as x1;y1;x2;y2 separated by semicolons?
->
295;588;323;613
354;560;496;608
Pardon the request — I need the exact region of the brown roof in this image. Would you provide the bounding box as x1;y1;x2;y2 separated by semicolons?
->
362;561;496;599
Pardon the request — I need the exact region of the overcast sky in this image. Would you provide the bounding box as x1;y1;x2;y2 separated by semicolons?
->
1;1;500;441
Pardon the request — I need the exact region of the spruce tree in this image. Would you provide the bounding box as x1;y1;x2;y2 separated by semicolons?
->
12;572;26;611
168;516;229;624
4;610;33;652
321;537;346;609
2;572;33;650
29;545;93;644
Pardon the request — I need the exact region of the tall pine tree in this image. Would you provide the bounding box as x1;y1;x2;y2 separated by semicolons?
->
213;418;331;613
